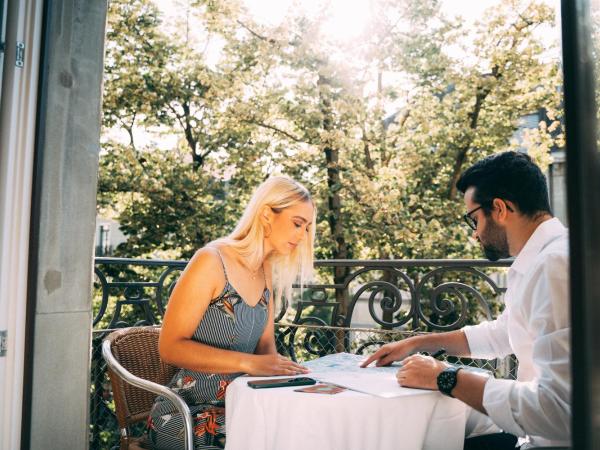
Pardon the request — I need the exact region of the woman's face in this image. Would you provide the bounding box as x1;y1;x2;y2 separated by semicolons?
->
265;201;314;256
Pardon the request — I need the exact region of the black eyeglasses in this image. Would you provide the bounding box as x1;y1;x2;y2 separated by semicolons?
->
462;200;514;231
463;205;484;231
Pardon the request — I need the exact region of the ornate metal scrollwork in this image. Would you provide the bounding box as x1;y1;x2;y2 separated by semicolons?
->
156;266;183;316
94;258;509;332
417;281;476;330
343;267;416;329
274;293;289;323
416;266;504;331
92;267;109;327
277;318;337;361
107;285;156;328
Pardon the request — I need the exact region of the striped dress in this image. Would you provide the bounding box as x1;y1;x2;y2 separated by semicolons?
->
148;252;269;450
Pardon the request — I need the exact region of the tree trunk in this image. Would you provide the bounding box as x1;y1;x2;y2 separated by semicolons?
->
362;126;375;172
181;102;202;168
447;81;493;199
318;74;350;335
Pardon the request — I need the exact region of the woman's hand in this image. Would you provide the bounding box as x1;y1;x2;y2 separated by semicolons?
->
246;353;309;376
396;354;447;390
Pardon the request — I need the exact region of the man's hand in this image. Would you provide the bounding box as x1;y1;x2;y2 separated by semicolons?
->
360;339;416;368
396;354;447;390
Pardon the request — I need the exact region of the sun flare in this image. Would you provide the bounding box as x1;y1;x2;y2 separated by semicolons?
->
243;0;372;41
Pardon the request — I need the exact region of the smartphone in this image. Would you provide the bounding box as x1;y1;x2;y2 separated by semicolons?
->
247;377;316;389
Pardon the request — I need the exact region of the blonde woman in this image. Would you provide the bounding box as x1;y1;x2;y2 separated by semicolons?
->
148;176;316;450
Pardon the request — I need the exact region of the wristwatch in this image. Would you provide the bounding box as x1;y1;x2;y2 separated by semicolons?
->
437;366;462;397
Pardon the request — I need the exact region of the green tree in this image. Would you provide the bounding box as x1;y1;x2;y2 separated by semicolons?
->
98;0;563;269
99;0;273;257
103;0;173;151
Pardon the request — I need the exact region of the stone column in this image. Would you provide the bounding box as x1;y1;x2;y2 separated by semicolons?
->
24;1;107;449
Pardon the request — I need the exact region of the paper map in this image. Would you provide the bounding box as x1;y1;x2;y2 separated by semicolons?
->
303;352;400;374
302;353;433;398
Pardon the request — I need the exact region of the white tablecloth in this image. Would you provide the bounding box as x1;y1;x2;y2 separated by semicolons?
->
225;376;466;450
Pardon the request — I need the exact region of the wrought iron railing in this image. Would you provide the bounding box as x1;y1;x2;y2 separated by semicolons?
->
90;257;514;450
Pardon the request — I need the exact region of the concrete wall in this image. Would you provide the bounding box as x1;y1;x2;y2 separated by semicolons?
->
25;1;107;449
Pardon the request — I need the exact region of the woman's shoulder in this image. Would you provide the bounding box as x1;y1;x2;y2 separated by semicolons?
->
186;246;225;277
180;246;227;300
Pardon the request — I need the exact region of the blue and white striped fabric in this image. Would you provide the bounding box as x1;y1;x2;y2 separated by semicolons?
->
148;252;269;450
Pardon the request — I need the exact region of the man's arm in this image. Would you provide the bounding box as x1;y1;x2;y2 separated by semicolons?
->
393;295;513;412
395;354;489;413
399;252;571;441
452;370;488;413
360;330;471;367
362;304;514;369
462;308;513;360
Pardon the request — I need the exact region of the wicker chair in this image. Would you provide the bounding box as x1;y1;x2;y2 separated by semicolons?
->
102;326;194;450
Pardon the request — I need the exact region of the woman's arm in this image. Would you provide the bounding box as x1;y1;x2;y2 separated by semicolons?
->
159;249;305;375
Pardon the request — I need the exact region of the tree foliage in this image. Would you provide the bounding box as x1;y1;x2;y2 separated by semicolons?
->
99;0;563;265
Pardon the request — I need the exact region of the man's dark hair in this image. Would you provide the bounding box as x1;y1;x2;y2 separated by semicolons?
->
456;151;552;217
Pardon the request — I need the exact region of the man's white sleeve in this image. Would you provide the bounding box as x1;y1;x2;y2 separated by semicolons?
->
481;253;570;439
462;307;513;359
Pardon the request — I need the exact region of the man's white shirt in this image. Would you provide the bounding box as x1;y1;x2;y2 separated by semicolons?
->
462;217;570;449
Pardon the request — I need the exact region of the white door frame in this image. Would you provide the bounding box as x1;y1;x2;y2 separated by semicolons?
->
0;0;43;448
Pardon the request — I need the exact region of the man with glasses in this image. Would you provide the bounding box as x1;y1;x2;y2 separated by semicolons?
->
362;151;570;449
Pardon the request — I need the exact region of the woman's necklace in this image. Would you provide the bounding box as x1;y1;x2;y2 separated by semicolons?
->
241;257;263;280
248;265;263;280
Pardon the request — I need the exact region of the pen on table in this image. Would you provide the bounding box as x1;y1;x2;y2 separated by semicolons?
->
431;349;446;359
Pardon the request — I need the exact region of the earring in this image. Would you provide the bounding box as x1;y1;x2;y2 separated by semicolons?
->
264;224;272;238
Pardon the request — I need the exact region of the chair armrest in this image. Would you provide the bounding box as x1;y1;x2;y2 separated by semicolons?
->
102;339;194;450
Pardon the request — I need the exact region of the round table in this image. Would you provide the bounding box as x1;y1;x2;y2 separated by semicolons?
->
225;376;466;450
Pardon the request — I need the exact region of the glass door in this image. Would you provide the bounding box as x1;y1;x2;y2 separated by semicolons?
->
0;0;6;106
561;0;600;448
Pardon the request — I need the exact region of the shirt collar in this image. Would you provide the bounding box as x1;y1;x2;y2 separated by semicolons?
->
510;217;567;275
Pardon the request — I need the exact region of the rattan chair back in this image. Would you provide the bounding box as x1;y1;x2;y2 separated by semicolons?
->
105;327;177;429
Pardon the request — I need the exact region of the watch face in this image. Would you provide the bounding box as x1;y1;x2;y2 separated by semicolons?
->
437;367;458;395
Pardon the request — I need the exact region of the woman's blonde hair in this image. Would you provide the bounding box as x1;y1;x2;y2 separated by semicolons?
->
212;176;315;308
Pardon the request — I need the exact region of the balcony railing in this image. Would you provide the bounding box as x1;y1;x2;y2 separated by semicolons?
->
90;257;514;450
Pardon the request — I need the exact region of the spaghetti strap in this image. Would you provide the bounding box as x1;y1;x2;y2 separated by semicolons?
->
214;248;229;283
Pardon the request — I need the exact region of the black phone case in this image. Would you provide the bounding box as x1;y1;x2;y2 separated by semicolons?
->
247;377;316;389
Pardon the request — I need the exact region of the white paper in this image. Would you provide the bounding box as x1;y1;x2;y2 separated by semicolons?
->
303;352;399;374
303;353;434;398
